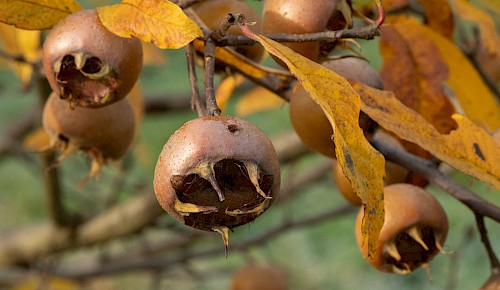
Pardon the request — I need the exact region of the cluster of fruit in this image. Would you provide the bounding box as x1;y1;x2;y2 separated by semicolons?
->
41;9;143;178
40;0;453;286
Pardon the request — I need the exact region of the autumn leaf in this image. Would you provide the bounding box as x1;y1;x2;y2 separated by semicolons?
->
451;0;500;57
97;0;203;49
0;23;41;89
418;0;454;38
236;86;285;117
355;82;500;190
239;24;385;257
192;39;291;81
22;127;50;152
0;0;81;30
393;16;500;131
380;16;457;158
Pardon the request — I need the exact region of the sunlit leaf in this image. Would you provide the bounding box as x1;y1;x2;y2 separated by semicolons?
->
236;86;285;116
192;39;291;80
0;0;82;30
12;276;78;290
380;17;457;158
97;0;203;49
22;127;50;152
451;0;500;56
355;81;500;190
239;24;385;258
396;15;500;130
0;23;41;89
476;0;500;14
214;74;245;114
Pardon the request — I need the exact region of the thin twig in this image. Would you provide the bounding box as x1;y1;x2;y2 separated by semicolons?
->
475;214;500;273
203;38;220;116
185;43;206;116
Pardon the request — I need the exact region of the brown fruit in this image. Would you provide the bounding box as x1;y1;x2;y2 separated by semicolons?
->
480;272;500;290
153;116;280;252
192;0;264;64
231;264;288;290
42;9;143;108
289;57;382;158
42;91;136;177
262;0;339;68
332;129;409;206
355;183;449;274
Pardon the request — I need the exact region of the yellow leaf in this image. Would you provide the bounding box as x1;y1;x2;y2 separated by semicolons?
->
418;0;454;38
97;0;203;49
402;15;500;131
236;86;285;117
192;39;291;80
0;23;41;88
215;74;244;114
355;82;500;190
0;0;82;30
12;276;78;290
239;24;385;257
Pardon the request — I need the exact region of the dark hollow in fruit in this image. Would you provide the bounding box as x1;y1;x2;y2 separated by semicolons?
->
153;116;280;253
42;9;143;108
355;183;449;274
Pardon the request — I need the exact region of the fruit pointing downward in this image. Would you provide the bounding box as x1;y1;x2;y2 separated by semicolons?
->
42;9;143;108
153;116;280;255
355;183;449;274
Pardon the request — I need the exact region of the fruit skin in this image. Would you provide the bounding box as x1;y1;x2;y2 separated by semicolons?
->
192;0;264;64
231;264;288;290
355;183;449;274
42;91;136;165
480;272;500;290
332;129;409;206
289;57;382;158
262;0;339;68
153;116;280;232
42;9;143;108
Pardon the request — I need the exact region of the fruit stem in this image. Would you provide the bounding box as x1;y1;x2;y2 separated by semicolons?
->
203;39;221;117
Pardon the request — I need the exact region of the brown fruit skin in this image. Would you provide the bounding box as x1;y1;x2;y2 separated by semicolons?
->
332;130;409;206
262;0;339;68
42;92;136;160
231;264;287;290
153;116;280;231
289;57;382;158
192;0;264;64
355;183;449;274
43;9;143;108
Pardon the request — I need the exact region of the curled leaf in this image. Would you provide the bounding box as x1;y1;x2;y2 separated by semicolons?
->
97;0;203;49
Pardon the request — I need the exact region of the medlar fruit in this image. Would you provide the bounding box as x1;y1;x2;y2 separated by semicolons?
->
262;0;339;68
480;272;500;290
231;263;288;290
289;56;382;158
42;91;136;178
153;116;280;253
192;0;264;64
42;9;143;108
355;183;449;274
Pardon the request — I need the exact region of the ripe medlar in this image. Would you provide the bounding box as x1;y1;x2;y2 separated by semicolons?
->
231;263;288;290
355;183;449;274
153;116;280;253
262;0;339;68
289;56;382;158
42;91;136;177
480;272;500;290
42;9;143;108
192;0;264;64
